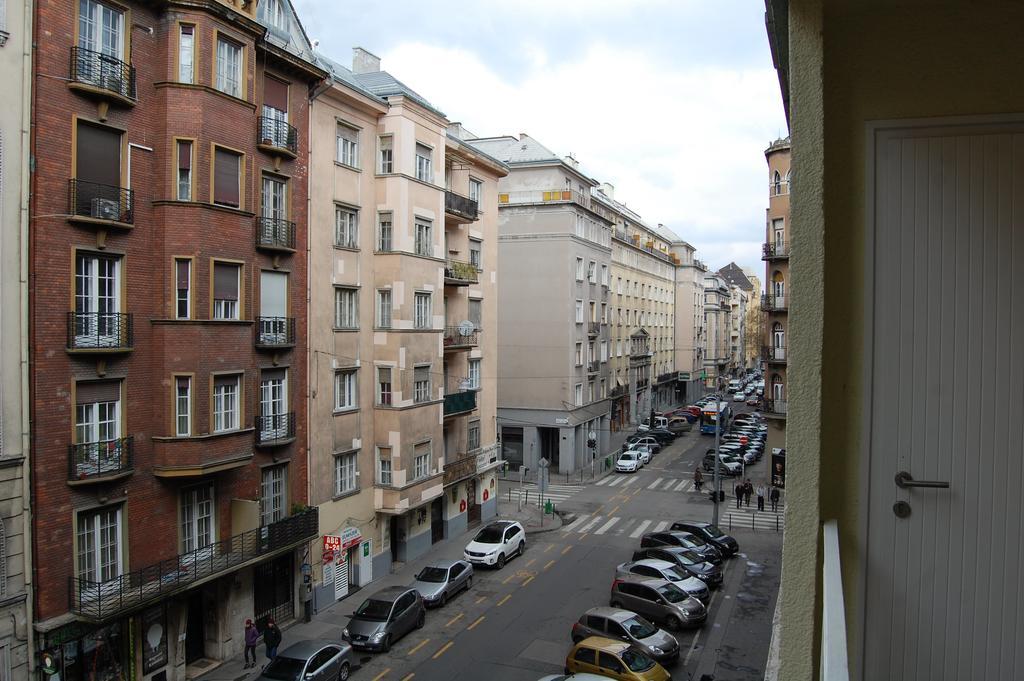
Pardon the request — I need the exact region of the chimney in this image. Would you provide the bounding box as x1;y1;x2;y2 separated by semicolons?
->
600;182;615;200
352;47;381;74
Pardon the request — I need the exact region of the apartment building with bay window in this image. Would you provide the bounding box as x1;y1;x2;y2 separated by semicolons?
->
761;137;790;451
306;49;506;607
29;2;324;680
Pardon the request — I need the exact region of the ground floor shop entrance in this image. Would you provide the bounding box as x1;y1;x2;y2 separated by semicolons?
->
254;553;293;630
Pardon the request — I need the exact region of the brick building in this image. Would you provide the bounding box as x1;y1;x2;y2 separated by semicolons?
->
29;1;324;680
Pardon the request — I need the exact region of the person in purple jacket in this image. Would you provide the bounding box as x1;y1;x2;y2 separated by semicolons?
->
243;619;259;669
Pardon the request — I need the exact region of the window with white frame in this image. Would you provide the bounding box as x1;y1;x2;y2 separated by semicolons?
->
587;261;596;283
261;174;286;222
334;369;356;411
468;359;481;390
467;420;480;451
588;382;594;403
215;35;242;97
180;485;214;554
575;343;582;366
377;447;392;485
601;341;608;362
469;178;482;203
376;289;392;328
415;143;432;182
334;287;358;329
378;135;393;173
334;451;357;495
413;365;430;403
575;300;583;323
178;25;194;83
76;506;122;583
377;367;392;405
468;299;482;329
176;140;193;200
212;262;240;320
600;379;606;399
336;124;358;167
588;342;595;363
575;214;585;238
413;442;431;479
469;239;482;270
601;264;608;286
574;383;583;406
377;212;393;252
212;374;240;432
575;257;584;281
335;206;358;248
589;302;597;322
414;292;432;328
601;303;608;323
414;219;432;256
175;376;191;436
260;465;286;526
74;252;121;347
261;0;285;28
74;380;121;474
175;258;191;319
78;0;124;61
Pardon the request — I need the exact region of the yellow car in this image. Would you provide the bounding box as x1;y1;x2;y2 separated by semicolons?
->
564;636;671;681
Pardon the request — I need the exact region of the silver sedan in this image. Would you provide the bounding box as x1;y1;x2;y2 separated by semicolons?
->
409;559;474;607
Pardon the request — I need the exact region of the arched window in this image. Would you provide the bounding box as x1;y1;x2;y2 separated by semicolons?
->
772;322;785;348
785;169;792;192
772;271;785;299
773;171;782;195
771;374;785;401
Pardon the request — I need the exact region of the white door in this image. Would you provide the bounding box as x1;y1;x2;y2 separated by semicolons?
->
863;120;1024;681
259;271;288;344
334;554;348;600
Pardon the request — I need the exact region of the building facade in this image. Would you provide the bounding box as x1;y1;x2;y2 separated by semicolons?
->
468;134;613;477
0;0;33;678
717;261;755;373
29;2;323;680
306;51;506;608
702;272;732;389
670;242;706;404
743;271;764;373
762;137;790;444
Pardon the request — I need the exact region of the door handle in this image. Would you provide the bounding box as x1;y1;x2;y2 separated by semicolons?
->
894;471;949;489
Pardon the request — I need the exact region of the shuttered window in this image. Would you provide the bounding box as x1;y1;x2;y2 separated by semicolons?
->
263;75;288;112
213;263;240;319
413;365;430;403
213;148;241;207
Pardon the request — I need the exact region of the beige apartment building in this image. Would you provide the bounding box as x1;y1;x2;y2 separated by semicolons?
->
306;49;506;606
762;137;789;449
703;272;732;389
670;242;707;402
0;1;32;677
744;271;764;372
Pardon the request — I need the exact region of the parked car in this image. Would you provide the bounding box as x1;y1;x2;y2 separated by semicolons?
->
257;640;353;681
615;559;711;604
702;451;742;476
667;521;739;557
626;443;653;465
537;674;611;681
609;576;707;630
640;531;723;564
639;428;676;444
342;586;425;652
616;450;643;473
746;397;760;406
667;417;692;433
410;559;473;607
564;637;671;680
631;547;723;587
624;435;662;453
638;415;669;432
464;520;525;568
732;392;745;402
571;607;679;666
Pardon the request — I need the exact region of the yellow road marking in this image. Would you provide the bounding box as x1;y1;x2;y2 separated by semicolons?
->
579;533;588;541
609;505;620;515
432;642;454;659
497;594;512;606
371;671;390;681
543;544;554;553
445;613;463;627
525;557;537;567
474;596;487;604
467;615;485;630
561;545;572;555
400;675;415;681
502;574;516;584
407;639;429;655
543;559;556;570
522;575;535;587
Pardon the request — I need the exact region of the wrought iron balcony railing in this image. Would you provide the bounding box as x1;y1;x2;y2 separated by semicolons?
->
444;191;479;221
67;312;133;351
69;508;318;621
443;325;480;349
69;47;136;101
68;437;133;482
255;412;296;446
588;322;601;338
443;390;477;417
764;399;788;416
69;179;134;224
443;453;478;486
444;258;479;285
762;241;790;259
588;360;601;374
258;116;298;156
256;217;296;251
761;294;788;311
656;372;676;384
763;345;787;363
256;317;296;348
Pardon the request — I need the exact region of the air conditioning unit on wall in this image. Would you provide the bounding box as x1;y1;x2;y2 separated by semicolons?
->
91;198;119;220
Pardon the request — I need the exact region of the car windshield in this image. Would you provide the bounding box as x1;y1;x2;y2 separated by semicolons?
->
685;534;706;546
678;549;703;564
658;583;687;603
620;453;636;461
623;616;658;639
621;649;656;672
665;565;689;581
474;526;504;543
415;567;448;583
354;598;392;621
704;525;725;538
260;657;305;681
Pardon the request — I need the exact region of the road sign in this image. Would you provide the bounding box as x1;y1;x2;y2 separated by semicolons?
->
740;436;749;445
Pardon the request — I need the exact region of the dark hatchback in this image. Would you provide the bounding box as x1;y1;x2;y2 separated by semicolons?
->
640;531;723;565
632;546;724;588
669;521;739;557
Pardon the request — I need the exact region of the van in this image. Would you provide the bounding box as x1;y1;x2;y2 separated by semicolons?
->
638;415;668;432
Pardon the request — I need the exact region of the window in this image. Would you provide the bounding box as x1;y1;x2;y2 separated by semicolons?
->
175;376;191;436
468;178;482;203
573;647;596;666
601;264;608;286
575;214;585;238
215;35;242;97
588;382;594;403
178;25;194;83
74;381;121;475
376;289;392;328
414;365;430;403
76;506;122;583
575;257;584;281
414;292;432;329
334;451;357;495
334;370;356;410
601;303;608;323
468;299;482;330
259;369;288;438
601;341;608;362
414;219;432;256
334;287;358;329
260;465;286;526
574;383;583;406
213;147;242;208
335;206;358;248
378;135;393;173
600;379;606;398
415;143;432;182
587;261;596;283
575;343;583;366
261;0;284;28
180;485;213;554
575;300;583;323
469;239;482;270
589;302;597;322
174;258;191;319
377;367;392;406
413;442;431;480
468;420;480;451
468;359;481;390
74;253;121;347
773;170;782;195
377;212;393;252
588;342;595;363
212;374;240;432
377;447;392;485
212;262;240;319
336;124;358;167
175;140;193;200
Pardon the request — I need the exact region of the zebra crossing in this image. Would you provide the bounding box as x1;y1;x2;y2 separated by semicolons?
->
561;511;784;536
509;483;582;506
596;474;702;494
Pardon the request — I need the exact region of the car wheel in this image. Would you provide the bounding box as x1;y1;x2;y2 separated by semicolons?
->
381;635;391;653
496;553;506;569
416;611;425;629
466;576;473;590
666;615;683;631
338;663;350;681
439;592;447;607
518;541;525;557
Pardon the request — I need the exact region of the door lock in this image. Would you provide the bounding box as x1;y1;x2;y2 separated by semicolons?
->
893;501;912;518
894;471;949;489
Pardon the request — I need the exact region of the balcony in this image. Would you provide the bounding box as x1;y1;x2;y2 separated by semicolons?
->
374;474;444;514
588;322;601;338
764;399;788;417
444;390;477;418
68;179;134;228
761;294;788;312
255;217;296;252
257;116;298;159
444;258;479;286
443;453;478;486
69;508;318;622
67;312;133;353
587;360;601;375
68;437;133;484
68;47;136;106
255;412;296;447
256;317;296;349
445;191;479;222
763;345;787;364
656;372;676;384
762;241;790;260
443;325;480;351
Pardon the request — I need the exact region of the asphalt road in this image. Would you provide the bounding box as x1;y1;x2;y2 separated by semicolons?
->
340;410;782;681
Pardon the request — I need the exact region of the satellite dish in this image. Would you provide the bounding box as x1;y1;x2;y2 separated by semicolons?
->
458;320;474;336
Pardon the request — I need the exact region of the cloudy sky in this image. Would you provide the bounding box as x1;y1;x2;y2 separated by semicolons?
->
294;0;787;280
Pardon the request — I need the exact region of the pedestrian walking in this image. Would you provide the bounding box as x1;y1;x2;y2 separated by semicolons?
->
744;480;753;507
693;468;703;491
243;619;259;669
263;618;281;662
770;486;781;512
756;482;766;511
734;481;743;508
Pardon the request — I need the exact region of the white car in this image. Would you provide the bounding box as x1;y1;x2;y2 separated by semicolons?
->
463;520;525;569
733;392;745;402
615;451;642;473
627;443;653;464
